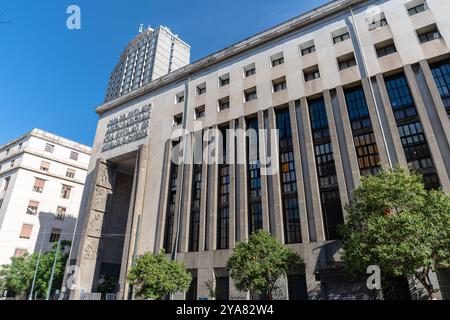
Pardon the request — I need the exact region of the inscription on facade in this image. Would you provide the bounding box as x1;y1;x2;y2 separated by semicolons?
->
102;105;152;152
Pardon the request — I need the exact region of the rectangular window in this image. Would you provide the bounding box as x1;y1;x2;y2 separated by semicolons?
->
163;158;178;253
189;164;202;252
417;25;441;44
20;224;33;239
369;17;388;30
56;206;66;220
271;53;285;67
195;106;205;119
247;118;262;235
304;66;320;82
218;97;230;111
244;63;256;77
344;86;380;176
273;77;287;93
276;109;302;244
197;83;206;95
70;151;79;161
385;73;440;189
430;60;450;117
300;42;316;56
308;98;344;240
173;113;183;126
61;185;72;199
27;200;39;215
44;143;55;153
217;127;230;250
376;40;397;58
244;88;257;102
66;169;76;179
333;32;350;44
176;92;185;104
40;161;50;172
408;2;427;16
33;178;45;193
14;248;28;258
49;228;61;243
338;54;357;70
10;160;15;168
3;177;10;191
219;73;230;87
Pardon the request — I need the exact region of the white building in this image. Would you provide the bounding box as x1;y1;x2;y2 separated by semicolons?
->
0;129;91;265
104;25;191;103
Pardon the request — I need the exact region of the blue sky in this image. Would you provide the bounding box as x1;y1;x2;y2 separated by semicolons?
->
0;0;328;147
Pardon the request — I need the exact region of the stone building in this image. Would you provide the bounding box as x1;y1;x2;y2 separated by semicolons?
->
64;0;450;300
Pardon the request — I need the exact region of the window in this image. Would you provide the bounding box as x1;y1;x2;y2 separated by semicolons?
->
375;40;397;58
353;133;380;176
66;168;76;179
56;206;66;220
217;127;230;250
195;106;205;119
173;113;183;126
338;53;357;70
244;87;257;102
407;2;427;16
417;25;441;43
308;98;344;240
271;53;284;67
5;148;10;156
61;185;72;199
10;159;15;168
333;30;350;44
244;63;256;78
14;248;28;257
247;118;262;235
40;161;50;172
18;143;23;150
304;65;320;82
430;60;450;116
70;151;79;161
20;224;33;239
218;97;230;111
163;160;178;253
369;17;388;30
49;228;61;243
272;77;287;93
219;73;230;87
33;178;45;193
44;143;55;153
276;109;302;244
27;200;39;215
189;164;202;252
300;40;316;56
3;177;10;191
196;83;206;95
385;73;416;121
176;92;185;104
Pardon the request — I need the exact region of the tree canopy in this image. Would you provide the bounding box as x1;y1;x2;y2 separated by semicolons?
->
340;166;450;299
127;252;192;300
227;230;303;300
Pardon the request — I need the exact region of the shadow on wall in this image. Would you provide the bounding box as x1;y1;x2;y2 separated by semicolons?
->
34;211;77;253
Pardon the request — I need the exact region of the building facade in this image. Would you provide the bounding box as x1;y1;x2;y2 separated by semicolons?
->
104;25;191;103
0;129;91;265
65;0;450;300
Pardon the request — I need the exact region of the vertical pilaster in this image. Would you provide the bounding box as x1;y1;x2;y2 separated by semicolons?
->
208;126;219;251
258;111;271;233
375;73;408;166
300;97;325;242
288;101;309;243
404;64;450;193
237;117;249;242
268;107;284;243
179;133;194;253
198;130;210;252
324;90;349;214
336;86;362;189
228;120;236;249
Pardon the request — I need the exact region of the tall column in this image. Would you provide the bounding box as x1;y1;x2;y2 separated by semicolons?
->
207;126;219;251
324;90;349;214
336;86;361;189
300;97;325;242
361;78;391;167
258;111;271;233
237;117;249;242
375;73;408;166
404;64;450;193
228;120;236;249
198;130;210;252
288;101;309;243
267;107;284;243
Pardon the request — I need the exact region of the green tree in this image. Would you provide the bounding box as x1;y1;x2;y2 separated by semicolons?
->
340;166;450;300
127;252;192;300
227;230;303;300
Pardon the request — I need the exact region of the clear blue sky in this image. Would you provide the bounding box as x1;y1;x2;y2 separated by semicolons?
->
0;0;328;147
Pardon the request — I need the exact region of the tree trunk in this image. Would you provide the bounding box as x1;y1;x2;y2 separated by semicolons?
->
267;290;273;300
415;272;435;300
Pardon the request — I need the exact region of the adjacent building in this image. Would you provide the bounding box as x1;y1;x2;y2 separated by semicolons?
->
0;129;91;265
104;25;191;103
64;0;450;300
